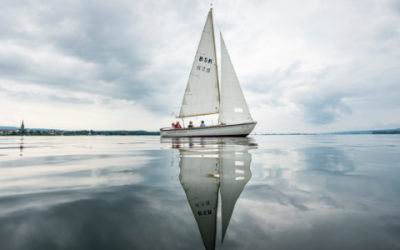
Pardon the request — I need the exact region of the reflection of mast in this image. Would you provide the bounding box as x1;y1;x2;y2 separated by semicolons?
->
179;149;219;250
219;146;252;242
20;138;24;156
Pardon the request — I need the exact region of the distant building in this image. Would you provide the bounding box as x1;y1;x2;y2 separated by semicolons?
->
0;131;3;134
20;120;25;132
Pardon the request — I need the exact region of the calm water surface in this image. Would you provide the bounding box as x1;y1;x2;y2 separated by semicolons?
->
0;135;399;250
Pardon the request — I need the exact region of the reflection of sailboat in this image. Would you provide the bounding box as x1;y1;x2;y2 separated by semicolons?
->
177;138;255;249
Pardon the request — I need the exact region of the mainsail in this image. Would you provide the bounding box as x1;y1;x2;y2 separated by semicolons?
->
178;9;220;118
179;150;220;250
218;33;253;124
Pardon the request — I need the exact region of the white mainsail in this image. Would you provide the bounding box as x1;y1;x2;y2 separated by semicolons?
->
178;9;220;118
219;146;252;242
179;150;220;250
218;33;253;125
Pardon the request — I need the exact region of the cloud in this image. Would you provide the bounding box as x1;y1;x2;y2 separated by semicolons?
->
0;0;192;115
0;0;400;131
292;91;353;125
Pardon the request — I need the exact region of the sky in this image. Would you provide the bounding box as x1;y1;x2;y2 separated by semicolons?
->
0;0;399;133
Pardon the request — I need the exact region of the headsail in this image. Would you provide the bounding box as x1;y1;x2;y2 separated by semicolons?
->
218;33;253;124
178;9;220;118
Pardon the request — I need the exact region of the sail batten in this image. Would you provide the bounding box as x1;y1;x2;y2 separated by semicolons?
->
179;9;220;118
218;33;253;125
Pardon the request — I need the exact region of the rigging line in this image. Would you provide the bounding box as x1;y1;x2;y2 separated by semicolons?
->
174;77;187;117
213;10;223;110
171;73;188;121
212;11;222;34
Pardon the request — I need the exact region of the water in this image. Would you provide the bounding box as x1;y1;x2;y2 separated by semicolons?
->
0;135;399;250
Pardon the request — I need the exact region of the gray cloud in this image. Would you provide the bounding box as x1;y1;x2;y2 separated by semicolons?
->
0;0;400;130
293;91;353;125
0;0;200;114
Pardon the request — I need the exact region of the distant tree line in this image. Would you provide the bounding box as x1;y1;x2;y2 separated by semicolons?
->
372;131;400;134
260;133;316;135
88;130;160;136
0;130;160;136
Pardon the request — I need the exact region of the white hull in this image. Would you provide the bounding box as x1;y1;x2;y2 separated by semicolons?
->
160;122;257;138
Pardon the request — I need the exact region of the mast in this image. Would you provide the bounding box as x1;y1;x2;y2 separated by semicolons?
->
210;8;220;103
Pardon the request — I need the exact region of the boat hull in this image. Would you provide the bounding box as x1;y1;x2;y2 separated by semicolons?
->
160;122;257;138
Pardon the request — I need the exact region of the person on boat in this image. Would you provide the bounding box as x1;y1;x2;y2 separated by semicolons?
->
200;121;206;127
188;121;194;128
171;123;175;129
175;121;182;128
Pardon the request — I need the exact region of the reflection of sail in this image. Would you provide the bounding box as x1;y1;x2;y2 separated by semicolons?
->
219;146;252;242
175;138;256;250
179;150;219;250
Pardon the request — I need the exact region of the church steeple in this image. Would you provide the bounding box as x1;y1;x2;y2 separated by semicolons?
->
21;120;25;132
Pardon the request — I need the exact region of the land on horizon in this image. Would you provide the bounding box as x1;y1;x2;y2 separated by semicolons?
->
0;126;160;136
1;126;399;136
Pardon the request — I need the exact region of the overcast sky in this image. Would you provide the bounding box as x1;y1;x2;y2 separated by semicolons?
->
0;0;399;132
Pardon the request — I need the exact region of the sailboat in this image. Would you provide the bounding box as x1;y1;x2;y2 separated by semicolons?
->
177;138;255;249
160;8;257;137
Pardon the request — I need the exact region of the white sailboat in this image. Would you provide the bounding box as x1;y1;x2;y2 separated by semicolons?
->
161;8;257;137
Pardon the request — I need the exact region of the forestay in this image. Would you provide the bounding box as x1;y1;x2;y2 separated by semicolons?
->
218;33;253;124
178;10;220;118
